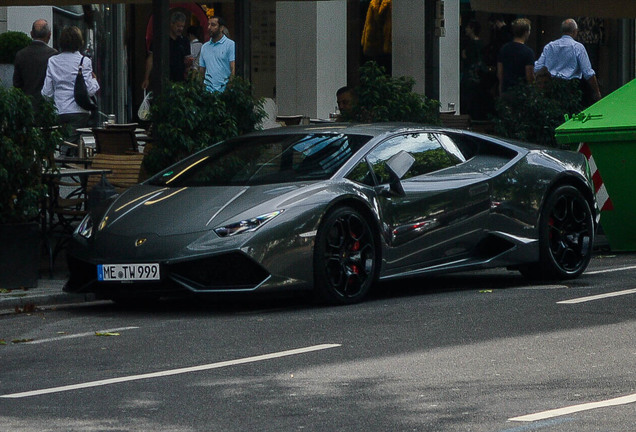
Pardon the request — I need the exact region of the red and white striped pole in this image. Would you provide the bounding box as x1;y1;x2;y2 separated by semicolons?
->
577;142;614;211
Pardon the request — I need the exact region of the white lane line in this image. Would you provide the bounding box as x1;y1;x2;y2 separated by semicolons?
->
509;393;636;422
0;344;341;399
557;288;636;305
585;265;636;275
24;327;139;345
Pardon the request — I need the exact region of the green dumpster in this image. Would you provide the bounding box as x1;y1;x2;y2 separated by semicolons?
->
555;78;636;251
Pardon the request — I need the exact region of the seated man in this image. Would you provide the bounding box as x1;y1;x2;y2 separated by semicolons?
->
336;86;356;120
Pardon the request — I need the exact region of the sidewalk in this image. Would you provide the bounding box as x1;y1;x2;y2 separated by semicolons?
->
0;250;96;313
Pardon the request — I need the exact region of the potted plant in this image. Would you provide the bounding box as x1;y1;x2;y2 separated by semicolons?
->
0;30;31;88
0;86;61;288
341;61;440;124
493;77;583;148
143;75;265;175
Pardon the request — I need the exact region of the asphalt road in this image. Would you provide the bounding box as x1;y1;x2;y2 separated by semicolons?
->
1;254;635;432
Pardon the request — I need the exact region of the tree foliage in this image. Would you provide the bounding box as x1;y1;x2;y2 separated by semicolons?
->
0;31;31;63
493;78;583;148
0;87;62;223
143;76;266;175
343;61;440;125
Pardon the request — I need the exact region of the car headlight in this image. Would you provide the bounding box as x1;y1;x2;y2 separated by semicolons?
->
214;210;283;237
76;214;93;239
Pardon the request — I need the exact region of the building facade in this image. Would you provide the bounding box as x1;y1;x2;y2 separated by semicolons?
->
2;1;635;124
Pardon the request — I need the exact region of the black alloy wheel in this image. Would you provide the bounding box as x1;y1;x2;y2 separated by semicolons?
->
314;206;377;304
521;185;594;280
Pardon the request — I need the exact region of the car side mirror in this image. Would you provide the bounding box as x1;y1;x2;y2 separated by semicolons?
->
384;150;415;196
386;150;415;180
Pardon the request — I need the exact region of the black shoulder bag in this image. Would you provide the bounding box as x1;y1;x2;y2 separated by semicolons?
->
74;55;98;111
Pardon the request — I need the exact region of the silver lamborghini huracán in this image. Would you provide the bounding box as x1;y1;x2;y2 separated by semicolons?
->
66;123;598;304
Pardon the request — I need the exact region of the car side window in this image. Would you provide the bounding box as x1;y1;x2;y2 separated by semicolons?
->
367;133;456;184
435;133;466;163
346;159;375;186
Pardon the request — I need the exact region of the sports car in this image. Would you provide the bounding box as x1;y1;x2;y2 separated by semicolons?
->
65;123;598;304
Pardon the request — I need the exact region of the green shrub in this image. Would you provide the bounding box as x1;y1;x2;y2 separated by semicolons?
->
143;76;265;175
493;78;583;148
343;61;440;124
0;87;62;223
0;31;31;64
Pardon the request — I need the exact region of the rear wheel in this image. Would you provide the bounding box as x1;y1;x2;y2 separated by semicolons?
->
520;185;594;280
313;207;377;304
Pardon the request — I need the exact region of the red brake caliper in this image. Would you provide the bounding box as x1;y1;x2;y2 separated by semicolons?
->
350;240;360;276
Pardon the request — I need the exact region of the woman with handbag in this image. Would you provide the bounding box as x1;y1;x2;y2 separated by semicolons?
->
42;26;99;155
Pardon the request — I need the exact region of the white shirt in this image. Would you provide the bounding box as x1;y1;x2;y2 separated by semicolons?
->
42;51;100;115
534;35;596;80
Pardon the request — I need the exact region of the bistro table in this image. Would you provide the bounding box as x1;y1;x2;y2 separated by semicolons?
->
54;156;93;168
41;167;112;275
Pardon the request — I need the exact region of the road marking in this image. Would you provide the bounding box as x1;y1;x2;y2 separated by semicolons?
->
519;285;568;290
509;393;636;422
585;265;636;275
0;344;341;399
499;418;573;431
557;288;636;304
24;327;139;345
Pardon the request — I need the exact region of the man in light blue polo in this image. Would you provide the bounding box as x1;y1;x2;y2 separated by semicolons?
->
199;16;235;92
534;18;601;104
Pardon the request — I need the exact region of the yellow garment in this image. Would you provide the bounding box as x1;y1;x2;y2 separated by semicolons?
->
361;0;392;56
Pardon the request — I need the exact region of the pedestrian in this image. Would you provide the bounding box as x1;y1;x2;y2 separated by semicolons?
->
42;26;99;154
497;18;535;95
534;18;601;105
198;15;235;93
187;25;203;71
142;11;190;90
12;19;57;112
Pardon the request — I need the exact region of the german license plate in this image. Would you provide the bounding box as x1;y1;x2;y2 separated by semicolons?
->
98;264;160;281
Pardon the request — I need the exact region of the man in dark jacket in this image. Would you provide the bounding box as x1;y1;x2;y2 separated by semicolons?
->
497;18;535;95
13;19;57;111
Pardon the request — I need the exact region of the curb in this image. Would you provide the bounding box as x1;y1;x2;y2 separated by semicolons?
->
0;280;97;314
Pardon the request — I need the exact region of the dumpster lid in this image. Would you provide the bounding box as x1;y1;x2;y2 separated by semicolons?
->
555;78;636;143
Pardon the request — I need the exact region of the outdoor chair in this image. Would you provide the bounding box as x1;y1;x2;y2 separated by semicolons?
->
93;124;139;154
87;153;145;195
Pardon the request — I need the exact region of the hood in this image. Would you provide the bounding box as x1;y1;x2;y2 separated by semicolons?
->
97;182;323;236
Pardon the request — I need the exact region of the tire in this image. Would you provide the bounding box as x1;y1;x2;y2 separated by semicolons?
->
313;206;378;305
520;185;594;280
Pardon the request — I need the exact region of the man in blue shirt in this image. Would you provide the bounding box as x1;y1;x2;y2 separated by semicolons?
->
534;18;601;103
199;16;235;93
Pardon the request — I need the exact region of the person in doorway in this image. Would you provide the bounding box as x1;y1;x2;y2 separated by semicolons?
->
534;18;601;104
497;18;535;95
483;14;512;69
42;26;99;153
198;15;235;93
141;11;191;89
460;19;491;120
13;19;57;112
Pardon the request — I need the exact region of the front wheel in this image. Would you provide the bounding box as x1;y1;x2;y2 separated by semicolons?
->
520;185;594;280
313;207;378;305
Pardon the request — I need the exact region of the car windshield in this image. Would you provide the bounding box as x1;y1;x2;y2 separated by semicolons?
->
148;133;371;187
